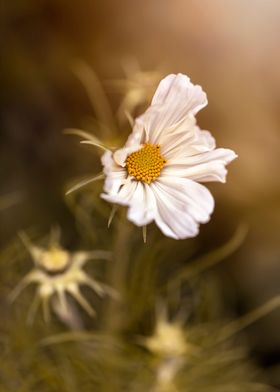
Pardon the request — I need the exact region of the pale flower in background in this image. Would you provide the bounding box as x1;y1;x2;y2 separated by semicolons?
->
109;57;162;122
141;308;190;392
10;230;115;322
101;74;237;239
144;319;188;358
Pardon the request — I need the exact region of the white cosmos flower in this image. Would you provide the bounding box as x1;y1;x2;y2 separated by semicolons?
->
101;74;237;240
100;74;237;239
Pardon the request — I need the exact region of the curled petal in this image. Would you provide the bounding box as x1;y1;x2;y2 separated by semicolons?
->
151;73;208;115
101;179;137;207
102;150;127;195
124;119;146;147
139;74;207;143
113;145;141;167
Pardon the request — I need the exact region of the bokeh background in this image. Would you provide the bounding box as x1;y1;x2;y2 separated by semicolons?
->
1;0;280;387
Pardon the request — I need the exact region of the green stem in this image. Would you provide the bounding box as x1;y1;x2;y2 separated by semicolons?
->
104;209;133;332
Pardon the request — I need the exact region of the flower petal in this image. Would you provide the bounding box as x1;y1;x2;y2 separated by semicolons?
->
164;148;237;183
101;179;137;206
150;176;214;239
113;120;146;167
157;176;214;223
151;74;207;115
152;190;199;239
140;74;207;144
113;145;140;167
125;118;146;147
101;150;127;194
191;129;216;153
158;116;215;159
158;115;197;156
127;182;156;226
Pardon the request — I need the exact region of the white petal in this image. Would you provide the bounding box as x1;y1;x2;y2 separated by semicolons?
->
112;120;146;167
156;176;214;223
101;150;114;171
127;182;156;226
159;120;216;159
158;115;196;155
153;191;199;239
103;170;127;195
165;148;237;183
113;145;140;167
149;176;214;239
101;150;127;194
125;118;146;147
101;179;137;206
151;74;207;115
191;129;216;152
154;117;216;161
158;116;206;159
140;74;207;144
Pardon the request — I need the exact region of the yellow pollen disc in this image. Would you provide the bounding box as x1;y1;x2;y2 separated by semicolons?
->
126;143;166;184
40;248;70;272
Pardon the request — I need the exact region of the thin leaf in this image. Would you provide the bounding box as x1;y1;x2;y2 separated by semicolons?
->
168;223;248;290
72;61;116;137
64;128;110;151
65;173;104;196
218;295;280;342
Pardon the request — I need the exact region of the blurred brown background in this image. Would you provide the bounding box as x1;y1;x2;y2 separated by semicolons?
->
1;0;280;384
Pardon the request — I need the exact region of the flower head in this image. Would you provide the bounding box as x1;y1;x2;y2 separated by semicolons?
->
112;57;162;121
144;319;188;358
101;74;237;239
141;305;190;392
10;230;115;322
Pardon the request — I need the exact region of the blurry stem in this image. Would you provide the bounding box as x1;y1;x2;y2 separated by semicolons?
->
142;225;147;243
132;224;248;325
218;295;280;343
72;61;116;139
104;208;132;332
153;357;183;392
167;223;248;292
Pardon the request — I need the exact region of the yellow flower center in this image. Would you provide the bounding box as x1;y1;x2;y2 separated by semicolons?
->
145;321;188;356
126;143;166;184
40;247;70;272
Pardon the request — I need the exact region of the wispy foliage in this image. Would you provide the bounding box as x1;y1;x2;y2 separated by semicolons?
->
0;66;278;392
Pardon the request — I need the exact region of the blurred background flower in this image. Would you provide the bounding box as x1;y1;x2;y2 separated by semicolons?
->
10;229;115;322
1;0;280;388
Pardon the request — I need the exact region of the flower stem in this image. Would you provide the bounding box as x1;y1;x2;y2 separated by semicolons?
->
103;208;133;332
